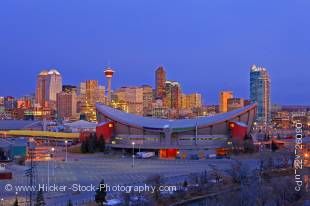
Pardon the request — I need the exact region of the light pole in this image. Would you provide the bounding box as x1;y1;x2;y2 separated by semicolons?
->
51;147;55;177
47;128;50;192
15;192;18;204
65;140;68;162
1;198;3;206
47;149;50;192
132;142;135;168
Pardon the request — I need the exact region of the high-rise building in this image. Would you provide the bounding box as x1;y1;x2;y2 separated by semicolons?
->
79;80;105;122
227;98;244;112
35;70;48;107
186;93;202;109
250;65;271;122
98;85;106;103
164;80;181;110
151;99;168;118
35;69;62;108
4;96;17;110
181;94;187;109
86;80;99;105
155;66;166;99
181;93;202;110
0;97;4;106
113;86;143;115
219;91;233;113
79;82;86;96
141;85;153;116
56;91;77;120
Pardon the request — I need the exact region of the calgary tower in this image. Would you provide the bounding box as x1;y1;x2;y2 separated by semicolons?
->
104;68;115;104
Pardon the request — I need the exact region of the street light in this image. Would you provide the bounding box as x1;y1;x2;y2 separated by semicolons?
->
51;147;55;177
15;192;18;203
47;149;50;192
1;198;3;206
132;142;135;168
64;140;68;162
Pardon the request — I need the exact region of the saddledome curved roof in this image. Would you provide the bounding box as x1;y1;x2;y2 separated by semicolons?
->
96;103;256;130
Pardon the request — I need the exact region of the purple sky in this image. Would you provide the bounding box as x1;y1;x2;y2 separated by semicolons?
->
0;0;309;104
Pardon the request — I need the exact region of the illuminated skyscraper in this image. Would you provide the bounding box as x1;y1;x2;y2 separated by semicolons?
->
86;80;99;106
35;69;62;108
56;91;77;120
250;65;271;122
165;80;181;110
186;93;202;109
36;70;48;107
79;82;86;96
155;66;166;99
113;86;143;115
79;80;105;122
181;94;187;109
141;85;153;116
219;91;233;113
47;69;62;102
0;97;4;106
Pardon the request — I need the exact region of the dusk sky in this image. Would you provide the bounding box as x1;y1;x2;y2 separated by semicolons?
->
0;0;309;105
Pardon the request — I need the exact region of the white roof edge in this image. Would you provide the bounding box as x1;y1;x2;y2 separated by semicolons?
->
96;103;257;129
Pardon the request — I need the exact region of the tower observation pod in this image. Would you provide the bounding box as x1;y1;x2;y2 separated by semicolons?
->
104;68;115;105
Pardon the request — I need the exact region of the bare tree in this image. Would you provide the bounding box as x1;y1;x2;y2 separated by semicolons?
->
146;175;162;202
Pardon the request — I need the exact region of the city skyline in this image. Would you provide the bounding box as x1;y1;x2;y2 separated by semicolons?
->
1;1;310;105
0;64;308;106
0;1;309;205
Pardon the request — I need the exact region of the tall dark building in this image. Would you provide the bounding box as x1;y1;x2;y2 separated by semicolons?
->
165;80;181;110
155;66;166;99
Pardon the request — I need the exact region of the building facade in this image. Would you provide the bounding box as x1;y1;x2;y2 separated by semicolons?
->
227;98;244;112
186;93;202;109
141;85;153;116
79;80;105;122
219;91;233;113
56;91;77;120
250;65;271;123
113;86;143;115
96;103;257;158
164;80;181;110
35;69;62;109
155;66;166;99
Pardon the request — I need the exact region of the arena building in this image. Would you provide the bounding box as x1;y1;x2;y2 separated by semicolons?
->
96;103;257;159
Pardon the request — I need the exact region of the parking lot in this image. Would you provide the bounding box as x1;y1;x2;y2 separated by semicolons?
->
0;148;240;205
